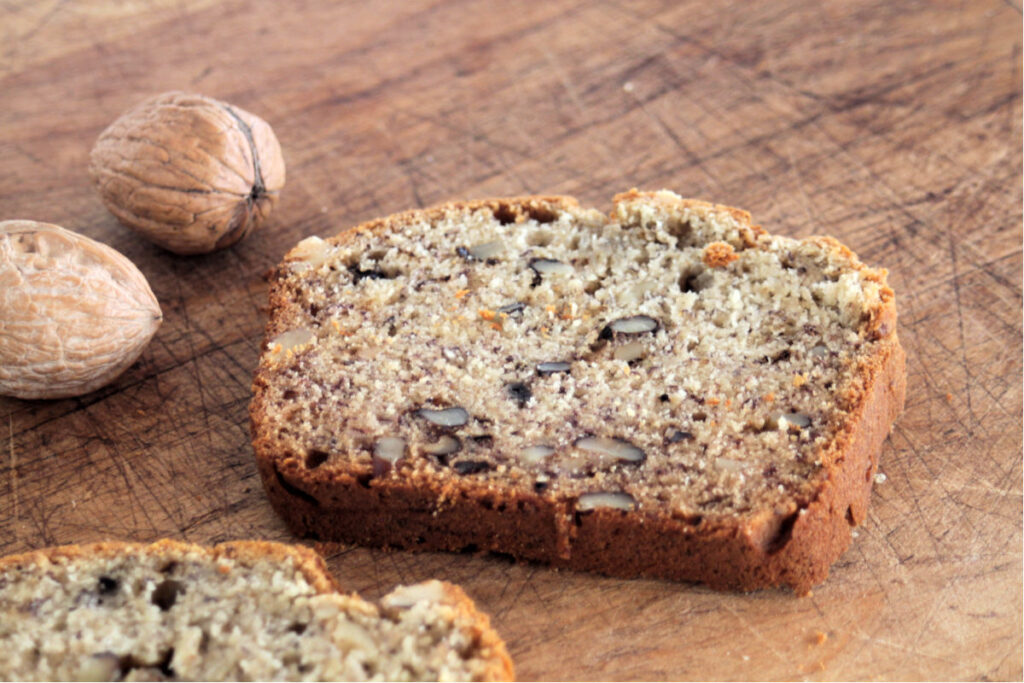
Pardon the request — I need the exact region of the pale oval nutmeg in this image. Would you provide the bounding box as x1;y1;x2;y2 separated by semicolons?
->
0;221;163;399
89;91;285;255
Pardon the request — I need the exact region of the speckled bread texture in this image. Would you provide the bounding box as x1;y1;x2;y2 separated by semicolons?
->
250;190;906;594
0;540;513;681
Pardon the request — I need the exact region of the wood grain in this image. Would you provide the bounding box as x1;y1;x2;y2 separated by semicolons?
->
1;0;1020;679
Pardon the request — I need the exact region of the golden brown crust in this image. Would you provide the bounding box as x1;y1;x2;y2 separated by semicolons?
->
434;583;516;682
801;235;898;341
251;191;906;593
611;188;766;245
320;195;580;253
702;241;740;268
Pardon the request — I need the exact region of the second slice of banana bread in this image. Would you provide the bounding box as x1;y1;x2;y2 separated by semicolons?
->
0;540;512;681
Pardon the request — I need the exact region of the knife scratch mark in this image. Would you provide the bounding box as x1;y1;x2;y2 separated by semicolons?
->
4;0;70;61
537;42;622;178
387;548;410;586
105;441;154;535
9;414;17;544
631;92;724;191
717;599;791;666
892;424;974;552
901;329;971;436
786;146;819;228
83;408;169;539
175;272;223;539
947;234;977;430
492;564;531;621
369;547;384;599
862;632;961;664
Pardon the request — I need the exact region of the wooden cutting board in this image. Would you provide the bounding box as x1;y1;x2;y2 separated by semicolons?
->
2;1;1021;679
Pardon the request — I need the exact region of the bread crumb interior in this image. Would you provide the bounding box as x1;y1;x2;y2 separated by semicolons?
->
259;193;885;520
1;549;489;681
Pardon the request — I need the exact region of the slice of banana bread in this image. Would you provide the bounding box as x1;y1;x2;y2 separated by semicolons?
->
250;190;906;593
0;540;512;681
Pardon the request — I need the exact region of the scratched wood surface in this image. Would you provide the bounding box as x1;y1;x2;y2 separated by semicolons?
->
1;1;1021;680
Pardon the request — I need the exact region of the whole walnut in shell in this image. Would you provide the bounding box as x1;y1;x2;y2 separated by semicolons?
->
90;91;285;255
0;220;162;399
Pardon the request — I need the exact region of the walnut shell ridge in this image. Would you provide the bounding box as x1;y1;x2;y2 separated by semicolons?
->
0;220;162;399
90;91;285;255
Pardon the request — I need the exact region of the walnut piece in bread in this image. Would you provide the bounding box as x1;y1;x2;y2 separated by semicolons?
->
250;190;906;593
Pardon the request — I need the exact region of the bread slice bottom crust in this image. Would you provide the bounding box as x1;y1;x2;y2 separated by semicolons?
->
257;341;904;594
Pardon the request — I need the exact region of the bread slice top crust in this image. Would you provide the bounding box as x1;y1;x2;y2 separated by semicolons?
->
0;540;513;681
252;189;899;558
